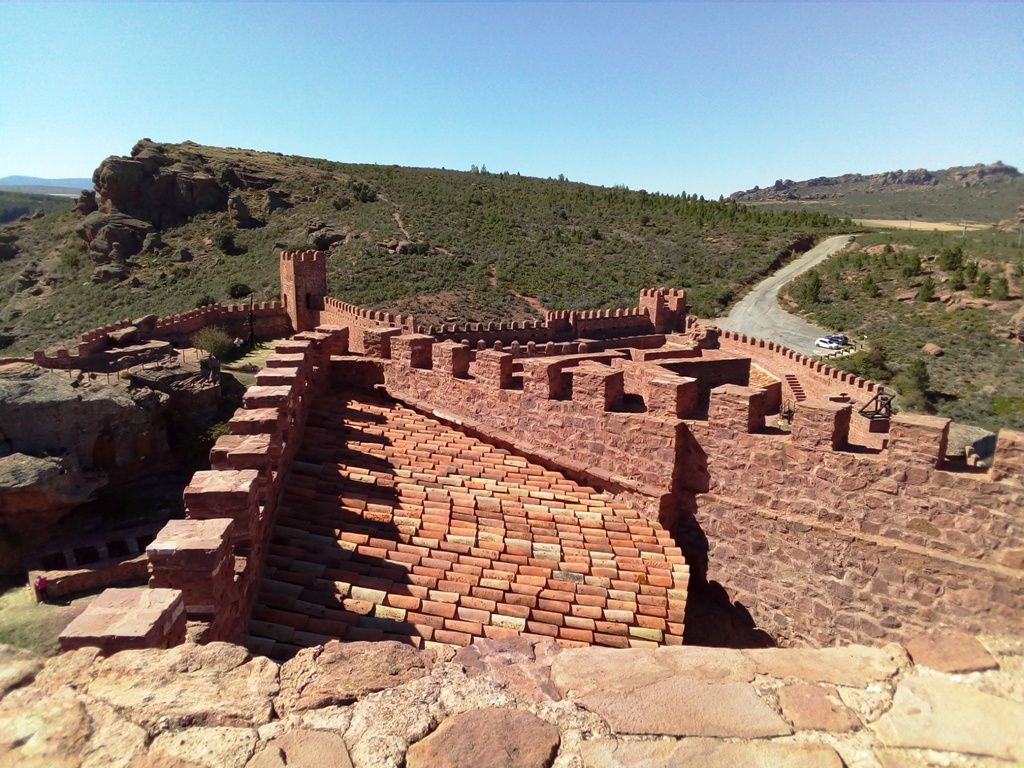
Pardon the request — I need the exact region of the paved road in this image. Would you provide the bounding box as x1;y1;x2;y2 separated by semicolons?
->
717;234;851;356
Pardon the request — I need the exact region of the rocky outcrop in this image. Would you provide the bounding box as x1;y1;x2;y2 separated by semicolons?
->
228;194;258;229
91;140;228;230
0;358;221;572
731;161;1020;202
72;190;97;216
0;453;104;546
1;633;1020;768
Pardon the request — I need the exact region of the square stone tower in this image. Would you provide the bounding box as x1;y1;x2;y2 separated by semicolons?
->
279;250;327;332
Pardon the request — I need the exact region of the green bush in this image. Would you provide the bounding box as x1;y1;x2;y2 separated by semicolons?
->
991;276;1009;300
972;271;991;297
195;295;217;307
938;245;964;271
949;270;966;290
212;229;246;255
860;274;879;298
228;282;253;299
191;325;233;359
965;260;979;282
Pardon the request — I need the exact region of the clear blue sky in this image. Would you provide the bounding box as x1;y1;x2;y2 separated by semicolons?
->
1;2;1021;197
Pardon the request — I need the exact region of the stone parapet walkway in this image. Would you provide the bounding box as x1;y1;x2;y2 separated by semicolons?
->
1;630;1021;767
247;393;687;658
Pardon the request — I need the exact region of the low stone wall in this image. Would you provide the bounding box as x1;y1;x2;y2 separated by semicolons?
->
32;302;292;371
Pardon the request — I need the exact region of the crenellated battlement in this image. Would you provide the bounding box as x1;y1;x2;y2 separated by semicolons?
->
53;253;1023;657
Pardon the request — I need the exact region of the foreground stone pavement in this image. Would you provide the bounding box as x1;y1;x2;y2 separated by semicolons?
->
1;631;1021;768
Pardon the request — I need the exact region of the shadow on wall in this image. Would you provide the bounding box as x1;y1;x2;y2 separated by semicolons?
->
675;506;775;649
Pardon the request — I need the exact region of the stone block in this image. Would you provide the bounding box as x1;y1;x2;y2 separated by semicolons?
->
991;429;1024;483
521;359;566;399
148;519;235;614
59;587;185;654
315;324;350;356
363;327;402;359
184;469;259;523
266;352;308;370
474;350;514;389
392;334;434;370
255;366;300;386
434;341;470;378
243;385;292;409
212;433;273;472
708;384;766;433
228;408;284;436
889;413;950;467
147;518;234;573
571;363;624;411
791;400;851;450
647;376;698;417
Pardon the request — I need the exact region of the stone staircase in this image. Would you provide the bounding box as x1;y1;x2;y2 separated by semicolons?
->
784;374;806;402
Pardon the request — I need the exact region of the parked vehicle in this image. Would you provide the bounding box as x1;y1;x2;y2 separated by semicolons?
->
815;337;842;350
828;334;849;346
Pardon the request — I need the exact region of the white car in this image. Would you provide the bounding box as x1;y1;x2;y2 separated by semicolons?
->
815;338;842;350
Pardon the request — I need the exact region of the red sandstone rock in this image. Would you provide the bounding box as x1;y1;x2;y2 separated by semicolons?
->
405;708;559;768
778;683;861;732
904;629;998;673
276;640;432;714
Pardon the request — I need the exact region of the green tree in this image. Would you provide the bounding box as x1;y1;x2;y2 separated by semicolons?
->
919;276;935;302
893;358;931;412
861;274;879;298
965;260;979;282
792;269;822;306
949;270;966;291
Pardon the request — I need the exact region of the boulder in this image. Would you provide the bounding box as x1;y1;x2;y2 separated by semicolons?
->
92;264;128;283
1008;305;1024;342
175;247;194;263
141;232;164;253
228;194;257;229
107;326;140;347
922;342;944;357
76;211;153;263
73;189;98;216
0;233;17;261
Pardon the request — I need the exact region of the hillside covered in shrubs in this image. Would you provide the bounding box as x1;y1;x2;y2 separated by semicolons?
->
0;139;850;355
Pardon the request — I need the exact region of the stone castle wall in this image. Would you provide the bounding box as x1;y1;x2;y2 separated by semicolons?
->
59;249;1024;656
688;393;1024;645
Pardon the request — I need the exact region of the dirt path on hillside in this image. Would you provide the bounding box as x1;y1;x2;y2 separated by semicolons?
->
718;235;850;356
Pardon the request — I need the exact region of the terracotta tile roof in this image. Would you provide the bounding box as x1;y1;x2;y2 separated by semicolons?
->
249;393;687;658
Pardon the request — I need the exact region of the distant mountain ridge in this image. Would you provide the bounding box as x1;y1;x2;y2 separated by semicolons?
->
729;162;1023;223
